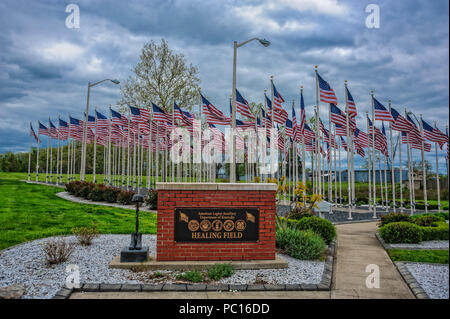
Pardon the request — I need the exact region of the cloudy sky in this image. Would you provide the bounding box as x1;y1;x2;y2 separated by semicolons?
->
0;0;448;170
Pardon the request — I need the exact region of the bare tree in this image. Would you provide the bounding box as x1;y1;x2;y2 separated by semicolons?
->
117;39;201;113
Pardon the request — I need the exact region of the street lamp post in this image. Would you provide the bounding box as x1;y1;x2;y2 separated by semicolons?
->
80;78;120;181
230;38;270;183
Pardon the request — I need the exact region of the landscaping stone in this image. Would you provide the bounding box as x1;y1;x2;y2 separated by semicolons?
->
0;284;26;299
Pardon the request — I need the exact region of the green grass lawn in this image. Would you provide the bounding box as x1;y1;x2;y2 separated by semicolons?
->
0;172;157;250
388;249;449;264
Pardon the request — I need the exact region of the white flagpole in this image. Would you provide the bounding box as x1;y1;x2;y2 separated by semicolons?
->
367;112;372;213
67;116;71;183
405;108;414;215
28;123;32;182
384;152;388;211
338;131;342;206
328;104;332;202
398;132;404;211
371;92;377;218
172;101;175;182
46;120;49;183
378;152;384;209
49;118;53;184
419;114;428;213
108;109;112;186
127;117;131;188
344;80;352;219
36;122;40;182
93;109;98;184
56;117;60;185
435;121;440;213
334;124;338;204
314;66;321;196
388;100;396;212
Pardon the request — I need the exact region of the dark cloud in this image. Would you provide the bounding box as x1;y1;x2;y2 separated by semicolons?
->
0;0;448;171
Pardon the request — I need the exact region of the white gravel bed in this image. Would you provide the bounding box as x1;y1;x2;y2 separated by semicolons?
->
219;253;324;285
389;241;449;250
0;235;324;299
405;263;449;299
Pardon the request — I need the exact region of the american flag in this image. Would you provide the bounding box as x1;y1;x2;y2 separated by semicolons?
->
303;123;315;142
406;113;425;143
368;118;388;155
235;89;255;119
267;90;288;125
326;143;331;163
201;94;231;125
181;110;195;127
272;82;285;109
374;98;394;122
291;104;299;141
58;118;69;140
236;119;255;129
111;109;129;126
354;140;366;157
69;116;83;140
285;119;294;137
38;121;49;136
87;114;96;130
422;119;448;148
173;102;184;123
354;128;369;147
130;106;151;124
330;103;348;127
346;86;357;118
335;124;347;136
152;103;171;122
299;90;306;134
390;107;412;132
95;111;109;129
305;142;313;152
317;72;338;104
30;123;40;143
401;132;431;152
49;120;58;139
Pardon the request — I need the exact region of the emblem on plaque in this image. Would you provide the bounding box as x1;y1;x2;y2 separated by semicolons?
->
200;220;211;231
223;220;235;231
211;220;223;232
235;220;246;231
188;220;199;232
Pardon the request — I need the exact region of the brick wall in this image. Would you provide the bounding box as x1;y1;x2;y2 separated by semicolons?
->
156;183;277;261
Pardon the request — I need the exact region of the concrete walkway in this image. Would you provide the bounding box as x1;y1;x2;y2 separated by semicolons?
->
70;222;415;299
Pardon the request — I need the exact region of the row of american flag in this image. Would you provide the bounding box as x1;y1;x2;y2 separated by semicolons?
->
28;69;449;214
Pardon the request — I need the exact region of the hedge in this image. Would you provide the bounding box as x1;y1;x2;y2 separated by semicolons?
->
379;222;423;244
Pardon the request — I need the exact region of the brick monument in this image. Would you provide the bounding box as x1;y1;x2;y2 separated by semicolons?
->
156;183;278;261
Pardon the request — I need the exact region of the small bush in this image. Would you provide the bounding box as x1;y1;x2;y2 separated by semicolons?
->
72;225;99;246
145;189;158;209
412;215;444;227
103;187;120;203
379;222;423;244
117;190;135;205
421;222;449;241
79;183;95;199
176;270;204;282
207;263;234;280
295;216;336;244
379;212;412;227
42;239;76;265
288;207;315;220
276;228;326;260
88;184;107;201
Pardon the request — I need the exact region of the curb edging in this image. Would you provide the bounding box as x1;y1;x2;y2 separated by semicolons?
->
394;262;430;299
52;238;336;298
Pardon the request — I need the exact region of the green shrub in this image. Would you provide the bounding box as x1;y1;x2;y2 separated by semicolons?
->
288;207;315;220
421;222;449;241
379;222;423;244
379;212;412;227
145;189;158;209
207;263;234;280
295;216;336;244
412;215;444;227
117;190;135;205
176;270;204;282
103;187;120;203
276;228;326;260
88;184;107;201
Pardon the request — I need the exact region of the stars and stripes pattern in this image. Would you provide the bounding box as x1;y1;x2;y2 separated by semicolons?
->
152;103;171;122
390;107;412;132
235;89;255;119
30;123;40;143
373;98;394;122
422;119;448;148
49;120;58;139
38;121;49;136
346;86;357;118
201;94;231;125
317;72;338;104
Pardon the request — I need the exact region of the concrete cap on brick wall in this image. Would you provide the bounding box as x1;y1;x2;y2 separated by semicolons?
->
156;183;278;191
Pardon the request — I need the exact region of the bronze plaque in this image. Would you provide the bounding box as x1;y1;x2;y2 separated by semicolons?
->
174;208;259;242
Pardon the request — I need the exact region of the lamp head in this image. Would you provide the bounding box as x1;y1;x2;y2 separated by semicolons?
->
110;79;120;85
132;194;144;203
258;38;271;47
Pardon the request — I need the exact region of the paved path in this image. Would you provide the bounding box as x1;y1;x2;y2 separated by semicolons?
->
70;222;415;299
